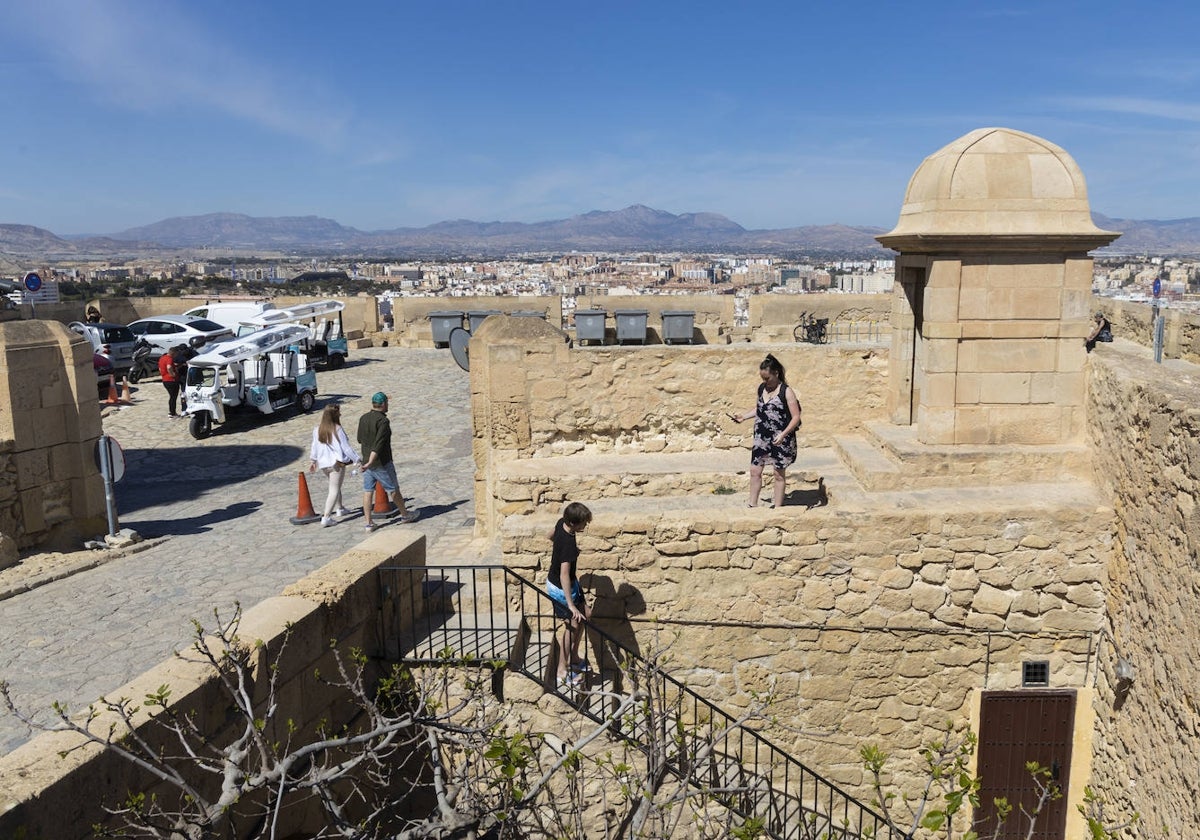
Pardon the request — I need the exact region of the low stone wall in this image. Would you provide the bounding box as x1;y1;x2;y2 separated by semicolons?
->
0;531;427;840
393;295;562;346
0;321;105;554
1084;349;1200;836
1100;297;1200;364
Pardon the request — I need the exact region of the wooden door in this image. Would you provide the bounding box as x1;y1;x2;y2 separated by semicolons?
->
976;690;1075;839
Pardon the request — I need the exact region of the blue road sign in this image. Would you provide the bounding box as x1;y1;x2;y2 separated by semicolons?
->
23;272;42;293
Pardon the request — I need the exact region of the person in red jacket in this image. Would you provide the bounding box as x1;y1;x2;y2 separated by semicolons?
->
159;346;183;417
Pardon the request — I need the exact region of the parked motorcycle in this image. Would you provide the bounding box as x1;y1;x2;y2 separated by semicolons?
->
126;338;157;384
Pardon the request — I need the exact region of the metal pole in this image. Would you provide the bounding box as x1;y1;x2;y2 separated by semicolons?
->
1154;314;1165;364
98;435;118;536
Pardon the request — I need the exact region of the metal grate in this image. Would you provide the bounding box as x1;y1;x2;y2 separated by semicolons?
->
1022;660;1050;687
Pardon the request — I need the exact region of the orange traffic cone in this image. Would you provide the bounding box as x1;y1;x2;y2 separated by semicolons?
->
373;483;399;517
290;471;321;525
119;377;133;403
104;375;119;405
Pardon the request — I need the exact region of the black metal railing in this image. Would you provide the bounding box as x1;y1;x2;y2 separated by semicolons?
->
378;565;899;840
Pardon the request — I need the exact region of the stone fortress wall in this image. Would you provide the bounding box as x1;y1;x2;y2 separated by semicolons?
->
473;314;1115;833
1083;346;1200;836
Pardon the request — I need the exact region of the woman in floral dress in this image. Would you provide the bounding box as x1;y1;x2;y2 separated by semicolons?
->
732;354;802;508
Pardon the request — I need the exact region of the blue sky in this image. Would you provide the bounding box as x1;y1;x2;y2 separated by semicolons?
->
2;0;1199;235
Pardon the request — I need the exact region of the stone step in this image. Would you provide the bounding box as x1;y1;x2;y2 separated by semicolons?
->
832;433;903;491
835;422;1094;491
492;448;829;524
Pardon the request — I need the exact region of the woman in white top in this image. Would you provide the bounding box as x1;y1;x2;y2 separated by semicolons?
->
308;404;361;526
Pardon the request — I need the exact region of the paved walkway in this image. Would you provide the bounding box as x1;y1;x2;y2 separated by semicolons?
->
0;346;496;755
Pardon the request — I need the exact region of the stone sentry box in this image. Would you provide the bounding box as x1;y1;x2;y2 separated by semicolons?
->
876;127;1120;446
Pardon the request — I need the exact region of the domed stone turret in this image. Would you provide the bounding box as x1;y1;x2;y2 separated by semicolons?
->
876;127;1120;447
878;127;1118;249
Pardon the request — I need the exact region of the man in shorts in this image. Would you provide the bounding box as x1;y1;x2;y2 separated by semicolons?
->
357;392;417;531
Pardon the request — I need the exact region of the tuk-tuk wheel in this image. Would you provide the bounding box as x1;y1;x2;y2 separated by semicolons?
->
327;353;345;370
298;390;316;413
189;412;213;440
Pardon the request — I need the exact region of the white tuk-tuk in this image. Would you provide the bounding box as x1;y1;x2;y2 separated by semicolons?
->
183;323;317;439
237;299;349;370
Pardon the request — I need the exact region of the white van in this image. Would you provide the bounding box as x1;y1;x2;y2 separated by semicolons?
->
183;301;277;329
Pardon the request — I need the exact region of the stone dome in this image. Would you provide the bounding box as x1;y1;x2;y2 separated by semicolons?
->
878;127;1119;244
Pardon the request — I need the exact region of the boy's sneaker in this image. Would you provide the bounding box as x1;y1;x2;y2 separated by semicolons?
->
399;511;419;524
569;660;591;674
363;522;376;533
557;673;583;691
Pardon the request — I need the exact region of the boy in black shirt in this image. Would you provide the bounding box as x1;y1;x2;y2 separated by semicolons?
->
547;502;593;688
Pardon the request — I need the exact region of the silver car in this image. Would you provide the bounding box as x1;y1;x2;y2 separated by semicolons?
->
127;315;233;359
68;321;137;376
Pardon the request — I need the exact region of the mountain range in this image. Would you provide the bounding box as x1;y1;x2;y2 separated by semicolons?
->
0;206;1197;262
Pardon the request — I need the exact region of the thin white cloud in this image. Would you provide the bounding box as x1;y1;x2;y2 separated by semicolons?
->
0;0;352;148
1054;96;1200;124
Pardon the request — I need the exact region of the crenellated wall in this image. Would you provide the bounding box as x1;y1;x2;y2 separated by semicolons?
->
1084;347;1200;836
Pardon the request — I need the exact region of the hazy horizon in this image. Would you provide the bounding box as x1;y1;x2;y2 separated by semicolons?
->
3;1;1200;235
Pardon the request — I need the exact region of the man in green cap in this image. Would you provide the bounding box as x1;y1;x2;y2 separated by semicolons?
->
356;392;417;530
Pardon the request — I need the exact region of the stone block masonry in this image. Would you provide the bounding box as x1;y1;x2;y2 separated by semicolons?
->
1084;347;1200;836
502;488;1113;800
0;320;106;555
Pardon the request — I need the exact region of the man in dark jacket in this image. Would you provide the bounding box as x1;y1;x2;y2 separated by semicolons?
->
356;392;417;530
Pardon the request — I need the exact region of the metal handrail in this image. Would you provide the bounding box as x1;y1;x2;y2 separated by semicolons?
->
378;564;899;840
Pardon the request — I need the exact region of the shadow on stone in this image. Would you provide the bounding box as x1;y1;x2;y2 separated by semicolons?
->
122;499;263;537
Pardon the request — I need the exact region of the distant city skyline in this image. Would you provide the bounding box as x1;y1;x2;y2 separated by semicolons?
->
2;0;1200;236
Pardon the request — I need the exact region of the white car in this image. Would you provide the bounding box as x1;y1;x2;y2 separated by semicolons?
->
127;315;234;358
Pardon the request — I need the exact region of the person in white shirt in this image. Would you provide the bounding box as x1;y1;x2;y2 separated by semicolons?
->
308;404;361;527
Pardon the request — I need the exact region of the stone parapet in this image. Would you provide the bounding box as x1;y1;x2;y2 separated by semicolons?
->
1084;345;1200;836
0;530;427;840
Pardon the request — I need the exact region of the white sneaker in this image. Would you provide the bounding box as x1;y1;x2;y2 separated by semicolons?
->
335;507;350;518
321;516;334;527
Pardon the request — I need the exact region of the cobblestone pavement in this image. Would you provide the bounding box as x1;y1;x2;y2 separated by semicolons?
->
0;346;497;755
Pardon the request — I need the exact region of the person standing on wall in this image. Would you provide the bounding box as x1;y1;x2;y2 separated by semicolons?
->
159;346;183;418
547;501;593;690
356;392;418;531
309;404;361;527
732;353;802;508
